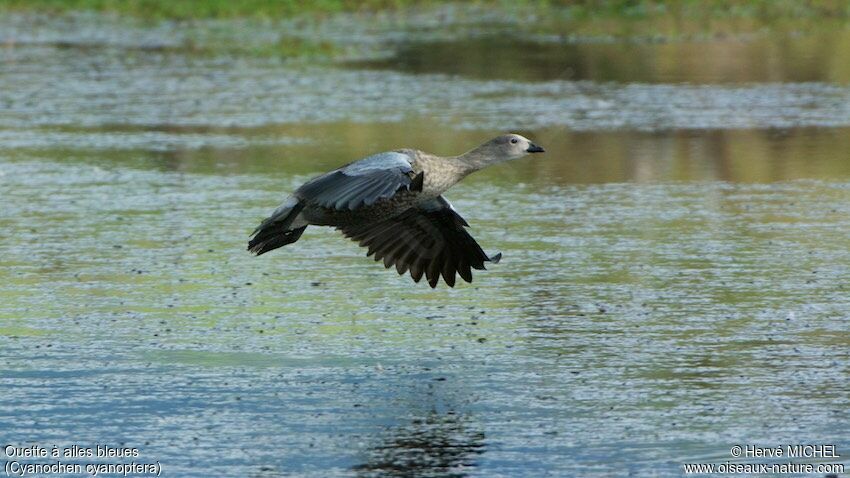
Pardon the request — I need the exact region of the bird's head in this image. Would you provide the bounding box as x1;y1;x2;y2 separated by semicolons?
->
476;133;545;163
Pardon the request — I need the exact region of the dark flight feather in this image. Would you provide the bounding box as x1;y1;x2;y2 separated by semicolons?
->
248;200;306;255
338;196;498;288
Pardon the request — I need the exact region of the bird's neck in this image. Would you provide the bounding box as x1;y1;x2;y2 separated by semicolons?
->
414;147;498;195
454;147;496;174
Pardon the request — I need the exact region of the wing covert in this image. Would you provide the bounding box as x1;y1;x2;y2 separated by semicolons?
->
296;152;418;210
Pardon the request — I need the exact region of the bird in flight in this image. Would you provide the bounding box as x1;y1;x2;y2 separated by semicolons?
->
248;134;545;287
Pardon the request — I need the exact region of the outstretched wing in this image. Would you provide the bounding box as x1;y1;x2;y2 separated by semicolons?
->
296;151;423;211
339;196;501;288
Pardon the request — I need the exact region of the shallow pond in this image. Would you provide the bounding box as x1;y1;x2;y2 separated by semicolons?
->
1;10;849;477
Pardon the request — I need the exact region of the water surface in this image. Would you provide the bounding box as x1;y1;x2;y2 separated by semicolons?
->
1;10;849;477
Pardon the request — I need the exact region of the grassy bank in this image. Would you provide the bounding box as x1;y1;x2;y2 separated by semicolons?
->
3;0;848;61
1;0;849;20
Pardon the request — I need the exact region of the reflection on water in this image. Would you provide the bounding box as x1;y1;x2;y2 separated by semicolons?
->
350;30;850;84
13;122;849;184
3;32;850;134
353;412;485;478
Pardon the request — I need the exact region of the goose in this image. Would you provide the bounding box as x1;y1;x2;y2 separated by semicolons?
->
248;134;545;287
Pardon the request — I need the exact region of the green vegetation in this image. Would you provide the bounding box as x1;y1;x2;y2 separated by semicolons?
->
1;0;849;20
0;0;402;19
2;0;848;60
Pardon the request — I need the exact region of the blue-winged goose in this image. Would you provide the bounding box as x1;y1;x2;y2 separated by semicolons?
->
248;134;545;287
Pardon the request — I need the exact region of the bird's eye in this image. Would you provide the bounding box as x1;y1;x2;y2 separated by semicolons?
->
510;138;518;144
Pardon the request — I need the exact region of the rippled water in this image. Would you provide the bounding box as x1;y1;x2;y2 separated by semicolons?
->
1;10;849;477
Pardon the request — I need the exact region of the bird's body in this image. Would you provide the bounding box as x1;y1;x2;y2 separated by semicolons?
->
298;149;466;227
248;134;544;287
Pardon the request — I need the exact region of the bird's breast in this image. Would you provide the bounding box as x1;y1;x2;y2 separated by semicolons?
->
417;162;466;197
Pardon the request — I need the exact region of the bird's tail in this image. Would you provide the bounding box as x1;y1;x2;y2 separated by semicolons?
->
248;197;307;255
